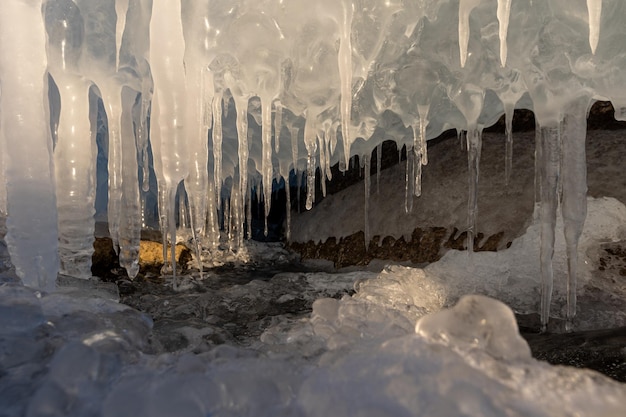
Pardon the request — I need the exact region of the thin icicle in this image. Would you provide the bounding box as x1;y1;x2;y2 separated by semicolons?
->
417;105;429;166
247;186;252;240
466;127;482;253
304;117;318;210
234;96;249;222
285;176;292;241
364;154;371;250
376;143;382;194
114;0;129;70
290;125;299;174
404;146;415;213
274;100;282;153
212;92;223;206
205;179;219;247
496;0;512;67
338;0;354;169
261;96;273;235
318;133;327;197
534;118;542;204
561;97;590;331
411;124;423;197
538;123;561;332
586;0;602;54
503;102;515;187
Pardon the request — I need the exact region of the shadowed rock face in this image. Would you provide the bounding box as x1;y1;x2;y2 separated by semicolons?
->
289;103;626;269
289;227;505;268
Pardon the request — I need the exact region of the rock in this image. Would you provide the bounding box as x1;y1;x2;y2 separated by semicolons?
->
91;237;192;279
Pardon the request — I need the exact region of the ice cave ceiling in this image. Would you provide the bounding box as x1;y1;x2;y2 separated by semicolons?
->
0;0;623;328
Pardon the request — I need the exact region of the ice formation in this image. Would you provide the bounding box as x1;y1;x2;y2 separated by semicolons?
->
0;0;624;328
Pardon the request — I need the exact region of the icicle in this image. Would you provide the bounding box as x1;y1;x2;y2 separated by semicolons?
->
538;123;561;332
274;100;282;153
404;146;415;213
561;97;590;331
417;105;429;166
118;88;141;279
178;185;190;230
246;186;252;240
0;128;5;217
261;96;273;236
296;170;302;213
318;133;327;197
289;125;299;175
503;101;515;187
376;143;382;195
364;154;371;250
411;124;423;197
115;0;129;71
466;127;482;253
205;179;219;248
323;120;334;181
51;75;95;279
101;85;124;254
587;0;602;54
458;0;480;68
150;0;189;287
234;95;249;223
534;118;542;204
496;0;512;67
285;176;292;241
338;0;354;169
304;116;318;210
213;92;223;206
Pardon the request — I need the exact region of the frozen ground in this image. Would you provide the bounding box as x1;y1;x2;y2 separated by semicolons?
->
1;192;626;416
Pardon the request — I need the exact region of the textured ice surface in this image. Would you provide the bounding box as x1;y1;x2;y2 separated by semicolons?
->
2;253;625;417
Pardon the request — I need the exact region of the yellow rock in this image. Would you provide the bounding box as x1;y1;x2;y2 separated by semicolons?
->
139;241;190;268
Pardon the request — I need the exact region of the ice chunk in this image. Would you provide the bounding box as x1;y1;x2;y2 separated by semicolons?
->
416;294;531;361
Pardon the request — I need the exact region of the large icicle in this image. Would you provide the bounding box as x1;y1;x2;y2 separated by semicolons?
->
100;84;124;254
538;123;561;331
52;75;95;279
496;0;512;67
561;97;590;331
458;0;480;68
115;0;129;70
46;0;97;279
150;0;189;287
586;0;602;54
118;87;141;279
0;0;59;290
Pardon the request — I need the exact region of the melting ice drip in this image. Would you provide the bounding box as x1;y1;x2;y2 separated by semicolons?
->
0;0;621;329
